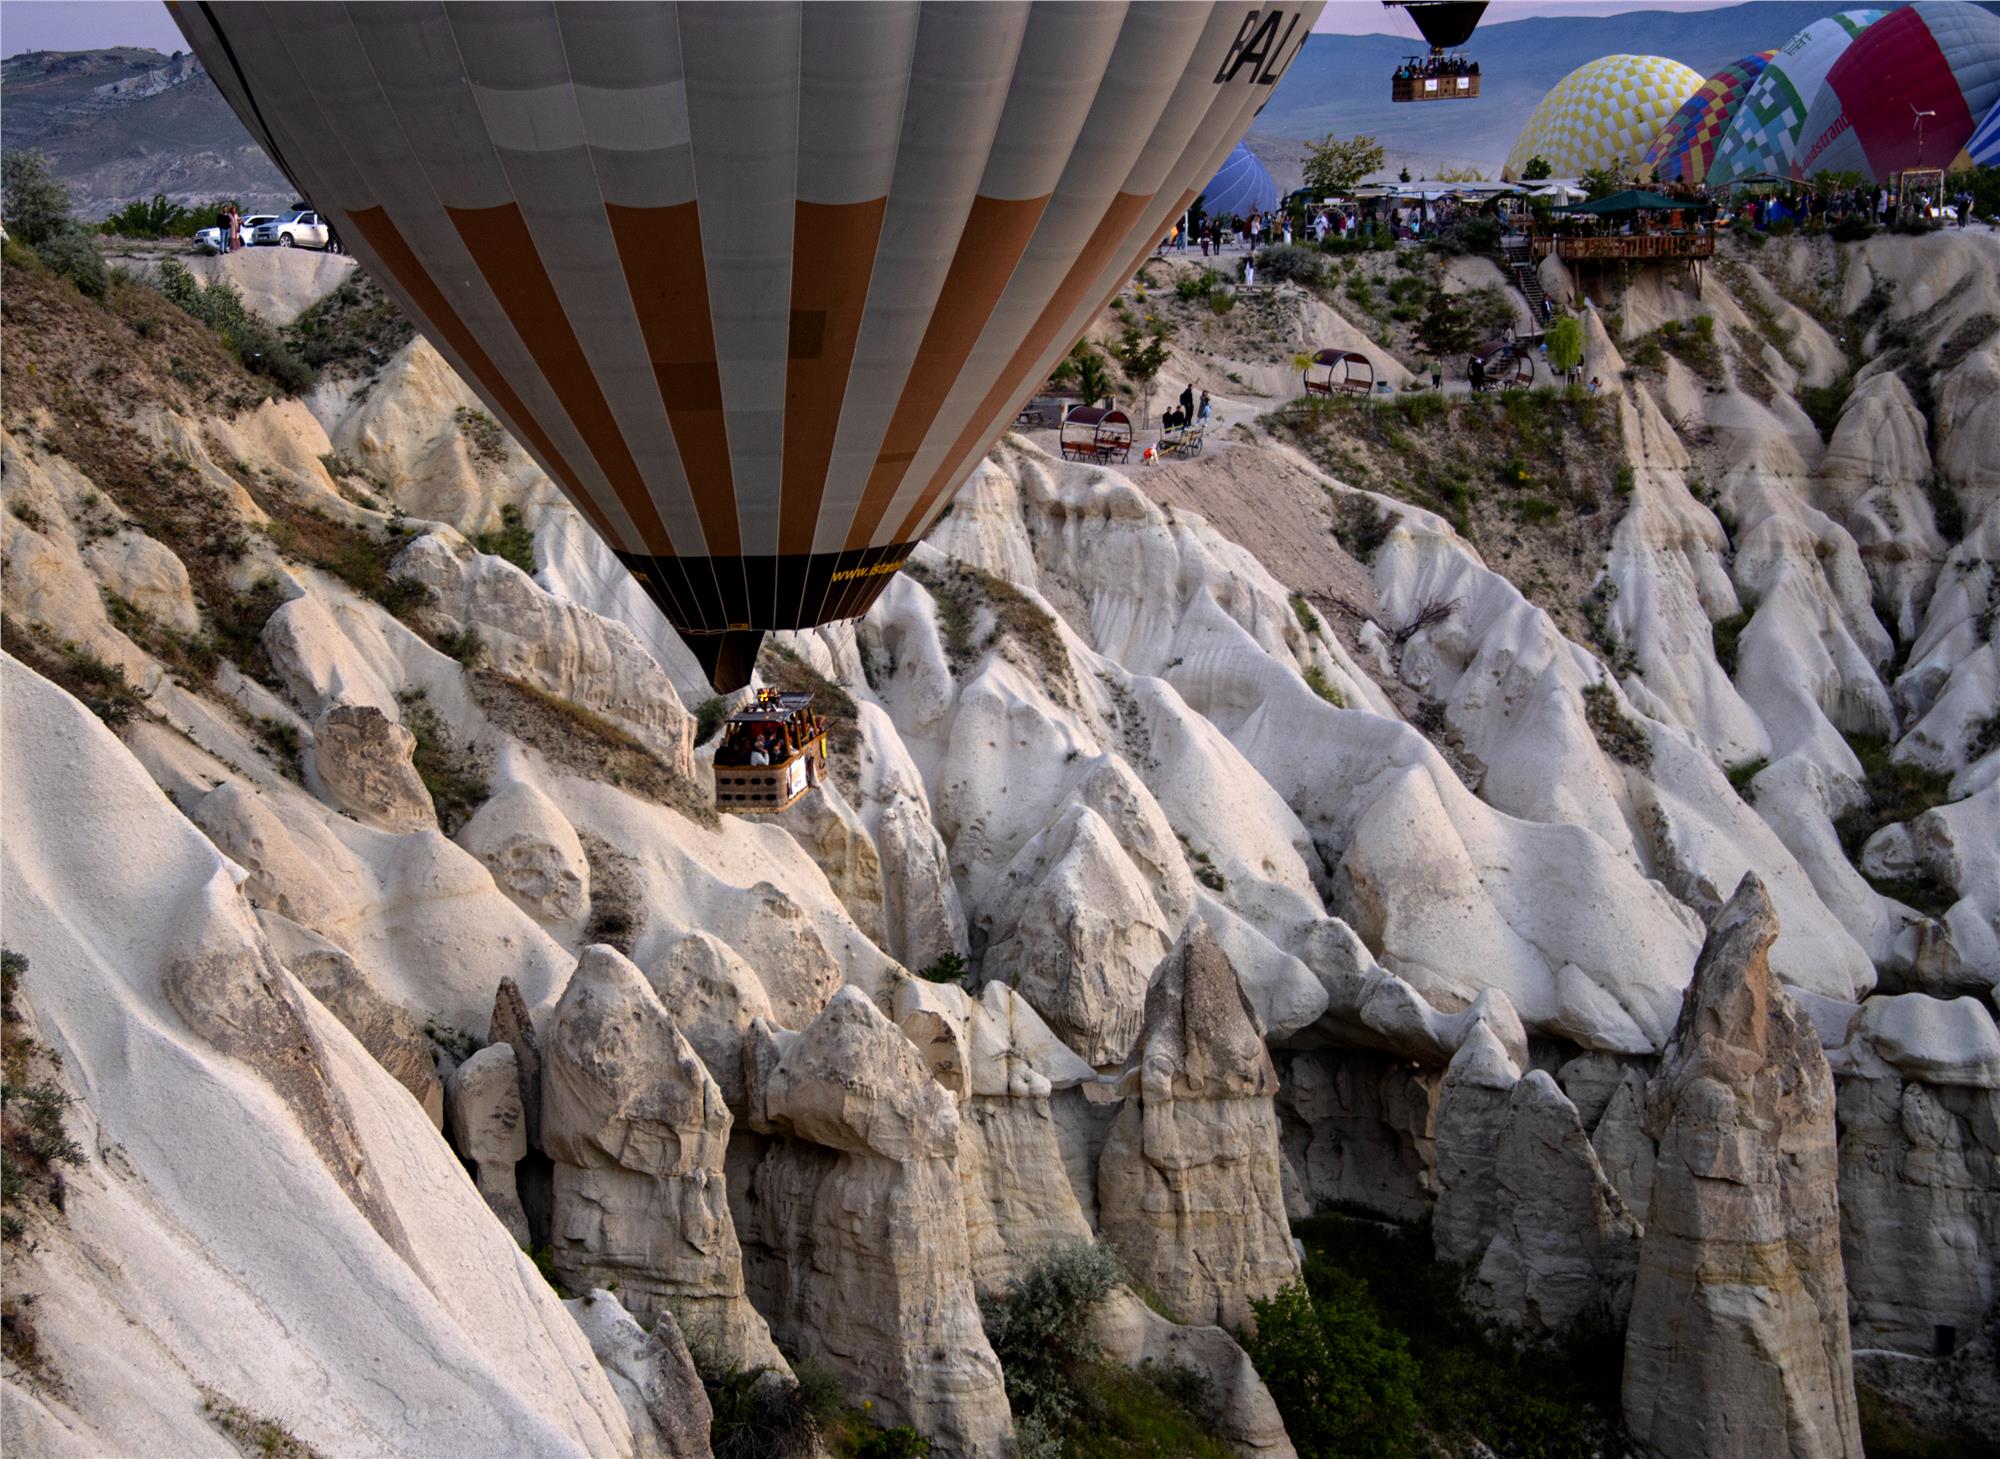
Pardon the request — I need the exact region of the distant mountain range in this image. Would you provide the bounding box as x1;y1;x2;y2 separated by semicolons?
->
8;4;1999;217
2;46;290;217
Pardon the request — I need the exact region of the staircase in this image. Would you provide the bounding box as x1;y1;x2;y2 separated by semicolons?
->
1502;235;1549;326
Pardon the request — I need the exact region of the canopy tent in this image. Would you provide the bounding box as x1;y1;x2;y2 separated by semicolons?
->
1552;189;1684;214
1202;142;1282;219
1529;181;1588;200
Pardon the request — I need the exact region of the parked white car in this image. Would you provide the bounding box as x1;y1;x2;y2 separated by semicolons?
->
252;209;331;249
193;214;276;252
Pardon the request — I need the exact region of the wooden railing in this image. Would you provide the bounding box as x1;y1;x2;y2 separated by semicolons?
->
1530;232;1715;262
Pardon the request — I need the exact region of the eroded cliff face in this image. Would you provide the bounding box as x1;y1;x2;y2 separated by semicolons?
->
2;229;1996;1456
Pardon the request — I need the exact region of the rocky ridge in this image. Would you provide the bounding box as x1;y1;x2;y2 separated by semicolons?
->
1;226;1996;1456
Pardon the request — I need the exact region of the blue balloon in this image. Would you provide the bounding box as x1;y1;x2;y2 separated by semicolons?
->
1202;142;1282;218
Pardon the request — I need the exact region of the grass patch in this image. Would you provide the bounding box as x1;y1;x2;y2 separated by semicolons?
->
468;671;714;826
1834;733;1956;861
456;407;510;467
200;1388;327;1459
1247;1212;1627;1459
1;619;150;728
1581;681;1651;772
1725;757;1767;804
471;502;535;575
1303;665;1345;707
1800;376;1854;442
284;271;413;381
1290;592;1321;634
394;689;491;832
1711;608;1752;675
903;559;1074;704
2;950;86;1247
237;468;430;621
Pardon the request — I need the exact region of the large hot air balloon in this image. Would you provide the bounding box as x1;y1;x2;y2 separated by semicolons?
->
1202;142;1282;219
1502;55;1704;183
1705;10;1885;185
1643;51;1776;186
1791;2;2000;182
173;2;1321;690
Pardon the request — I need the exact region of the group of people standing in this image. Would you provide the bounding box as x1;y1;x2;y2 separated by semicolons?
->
1161;381;1211;435
215;204;246;251
1394;53;1478;80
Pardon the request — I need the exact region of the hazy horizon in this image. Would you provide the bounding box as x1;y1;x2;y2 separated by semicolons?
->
3;0;1768;61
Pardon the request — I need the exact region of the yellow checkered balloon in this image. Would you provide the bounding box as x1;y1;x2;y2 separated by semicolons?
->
1504;54;1705;180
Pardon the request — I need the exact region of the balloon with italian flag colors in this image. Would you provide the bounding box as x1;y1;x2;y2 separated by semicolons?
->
1790;2;2000;182
1706;9;1885;185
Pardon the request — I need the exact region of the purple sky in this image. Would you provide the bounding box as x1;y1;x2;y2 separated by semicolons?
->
1316;0;1738;32
3;0;1749;59
3;0;184;57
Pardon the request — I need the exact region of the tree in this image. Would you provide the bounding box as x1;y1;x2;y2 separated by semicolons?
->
1522;155;1554;181
1114;324;1172;417
1304;134;1387;196
1414;289;1476;357
1546;314;1585;375
3;151;73;247
1398;165;1412;184
1051;341;1115;409
1580;163;1625;201
1241;1271;1421;1459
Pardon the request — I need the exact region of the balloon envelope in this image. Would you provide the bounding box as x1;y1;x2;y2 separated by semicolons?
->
1202;142;1283;218
1644;51;1775;185
1966;96;2000;168
1706;9;1884;185
1503;54;1704;182
1791;2;2000;181
175;2;1320;688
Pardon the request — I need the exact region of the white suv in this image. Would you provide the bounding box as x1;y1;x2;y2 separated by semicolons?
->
253;209;330;249
194;214;276;252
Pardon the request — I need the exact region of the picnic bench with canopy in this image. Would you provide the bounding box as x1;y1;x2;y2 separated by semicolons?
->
1468;338;1534;390
1059;405;1133;463
1303;349;1375;397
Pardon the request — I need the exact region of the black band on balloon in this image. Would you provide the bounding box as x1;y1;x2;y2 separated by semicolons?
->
614;544;914;638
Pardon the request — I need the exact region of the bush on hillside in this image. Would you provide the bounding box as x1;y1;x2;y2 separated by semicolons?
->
1254;243;1328;286
980;1240;1122;1434
32;227;108;300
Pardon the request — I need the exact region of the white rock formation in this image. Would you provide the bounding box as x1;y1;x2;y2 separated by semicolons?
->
1466;1069;1641;1332
740;987;1012;1457
308;701;437;833
1097;923;1300;1329
541;945;782;1374
0;654;638;1457
563;1291;714;1459
447;1041;532;1245
1622;876;1862;1459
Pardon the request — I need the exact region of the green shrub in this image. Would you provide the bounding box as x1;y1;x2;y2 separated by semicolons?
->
34;228;107;299
1726;757;1768;803
916;952;968;984
396;689;491;831
1243;1271;1421;1459
1516;496;1559;524
1833;732;1956;859
1332;494;1397;563
1255;243;1328;286
1582;680;1651;771
694;694;732;745
1290;593;1322;634
473;503;536;574
1;152;71;248
981;1240;1123;1435
1711;608;1752;675
1303;666;1345;707
854;1426;931;1459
